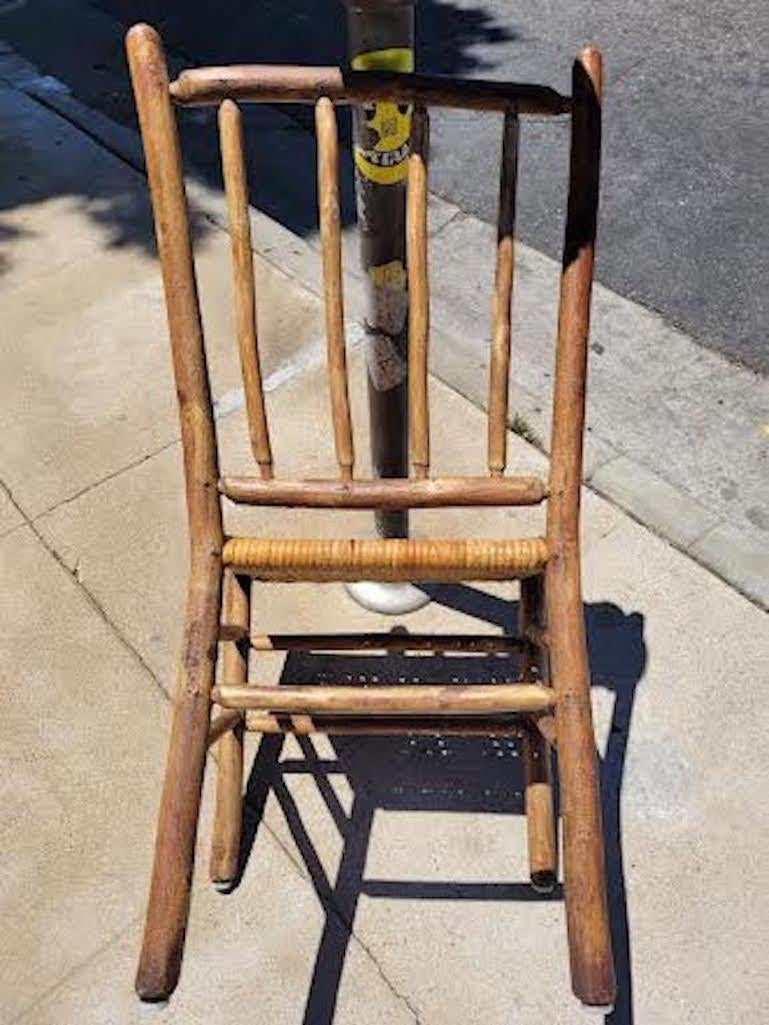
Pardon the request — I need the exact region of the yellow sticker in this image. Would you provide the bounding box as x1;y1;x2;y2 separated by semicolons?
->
351;47;414;185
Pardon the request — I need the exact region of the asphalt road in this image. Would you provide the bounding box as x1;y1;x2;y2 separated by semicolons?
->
2;0;766;373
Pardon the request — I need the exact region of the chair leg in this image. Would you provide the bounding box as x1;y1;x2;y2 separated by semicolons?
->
546;557;615;1009
519;576;557;893
210;571;250;891
135;563;223;1002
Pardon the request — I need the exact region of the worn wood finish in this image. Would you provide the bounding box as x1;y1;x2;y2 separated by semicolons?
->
210;571;249;890
520;575;557;894
219;474;547;508
170;65;571;115
316;96;354;480
244;712;528;736
247;631;525;653
546;47;615;1009
407;105;430;478
222;536;549;582
127;23;225;1003
218;100;272;478
214;682;556;715
130;26;614;1008
488;110;519;476
535;712;558;748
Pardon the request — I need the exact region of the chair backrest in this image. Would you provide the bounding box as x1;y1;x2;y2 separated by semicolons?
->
126;25;602;555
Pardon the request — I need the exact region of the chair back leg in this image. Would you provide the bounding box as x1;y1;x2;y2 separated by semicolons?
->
127;23;225;1001
546;47;615;1009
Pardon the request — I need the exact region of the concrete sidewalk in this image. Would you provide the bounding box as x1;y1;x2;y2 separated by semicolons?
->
1;65;768;1025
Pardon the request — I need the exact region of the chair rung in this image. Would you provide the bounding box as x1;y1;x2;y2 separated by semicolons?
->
244;631;527;653
221;536;549;582
212;682;555;716
242;713;529;737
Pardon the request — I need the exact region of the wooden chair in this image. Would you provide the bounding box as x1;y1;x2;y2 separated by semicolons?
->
126;23;614;1012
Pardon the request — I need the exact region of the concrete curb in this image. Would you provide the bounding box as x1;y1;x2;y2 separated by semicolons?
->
2;42;766;611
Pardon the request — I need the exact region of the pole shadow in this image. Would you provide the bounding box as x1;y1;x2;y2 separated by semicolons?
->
235;584;645;1025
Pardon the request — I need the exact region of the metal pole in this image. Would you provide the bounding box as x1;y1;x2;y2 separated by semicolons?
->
344;0;429;613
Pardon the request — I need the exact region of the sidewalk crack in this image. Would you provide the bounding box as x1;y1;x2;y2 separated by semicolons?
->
0;476;169;703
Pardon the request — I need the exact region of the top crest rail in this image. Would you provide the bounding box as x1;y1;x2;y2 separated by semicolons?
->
169;65;571;114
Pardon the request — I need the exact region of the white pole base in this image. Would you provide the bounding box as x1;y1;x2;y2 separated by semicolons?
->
578;1002;615;1017
344;580;431;615
138;997;170;1012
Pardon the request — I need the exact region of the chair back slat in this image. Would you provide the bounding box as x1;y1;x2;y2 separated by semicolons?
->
407;105;430;479
315;97;354;481
218;99;273;479
487;109;519;477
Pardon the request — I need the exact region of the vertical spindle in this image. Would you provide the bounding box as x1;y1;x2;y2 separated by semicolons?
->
407;104;430;478
219;99;273;479
316;96;354;480
488;109;519;476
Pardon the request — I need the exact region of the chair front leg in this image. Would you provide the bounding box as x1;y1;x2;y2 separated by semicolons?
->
519;575;557;893
135;560;223;1002
210;570;250;890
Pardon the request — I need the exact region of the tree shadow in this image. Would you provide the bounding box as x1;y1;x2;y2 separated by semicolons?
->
0;0;517;278
236;585;644;1025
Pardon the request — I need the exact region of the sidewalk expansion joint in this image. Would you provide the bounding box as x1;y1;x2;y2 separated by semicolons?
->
0;475;169;704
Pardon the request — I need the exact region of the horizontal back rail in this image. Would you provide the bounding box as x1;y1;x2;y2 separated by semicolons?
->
219;474;547;508
170;65;571;114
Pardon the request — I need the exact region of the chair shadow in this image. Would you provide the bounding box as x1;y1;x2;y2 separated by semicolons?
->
236;584;645;1025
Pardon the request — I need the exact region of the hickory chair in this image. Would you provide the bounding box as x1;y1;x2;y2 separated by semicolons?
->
126;23;615;1012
